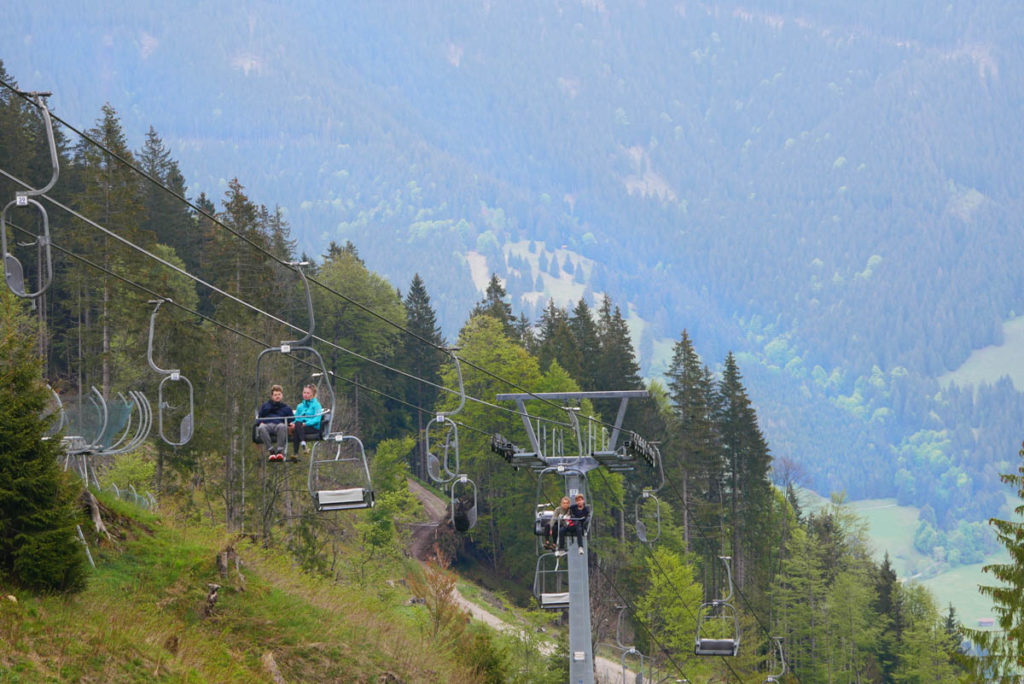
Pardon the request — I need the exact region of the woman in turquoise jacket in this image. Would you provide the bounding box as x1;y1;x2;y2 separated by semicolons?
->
291;384;323;455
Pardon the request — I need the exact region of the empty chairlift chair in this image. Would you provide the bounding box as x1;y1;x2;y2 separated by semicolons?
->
1;91;58;300
308;433;374;511
695;556;741;657
424;349;479;532
147;299;195;446
533;552;570;610
762;637;786;683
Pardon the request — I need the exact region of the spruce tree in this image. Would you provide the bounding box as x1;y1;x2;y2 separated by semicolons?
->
402;274;444;478
138;127;198;270
535;300;579;377
0;292;87;593
959;441;1024;681
716;352;773;595
568;298;601;390
664;330;723;562
469;274;517;339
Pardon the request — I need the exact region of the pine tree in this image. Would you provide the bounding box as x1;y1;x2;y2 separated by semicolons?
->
568;298;601;389
71;104;148;394
469;274;517;339
716;352;773;595
0;291;87;593
138;127;198;270
959;441;1024;681
403;274;444;479
665;330;723;557
535;300;580;377
873;552;904;679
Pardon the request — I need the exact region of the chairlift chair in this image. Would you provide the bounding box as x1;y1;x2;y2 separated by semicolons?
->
762;637;786;683
307;432;374;511
533;465;588;554
533;551;570;610
451;474;478;532
423;349;478;532
147;299;195;446
42;384;67;439
252;263;336;461
694;556;741;657
1;92;58;299
635;442;665;543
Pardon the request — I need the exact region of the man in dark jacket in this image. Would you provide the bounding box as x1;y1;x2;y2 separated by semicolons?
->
567;493;591;555
257;384;293;461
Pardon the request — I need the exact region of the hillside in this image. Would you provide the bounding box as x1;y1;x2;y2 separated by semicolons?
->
2;0;1023;553
0;491;559;683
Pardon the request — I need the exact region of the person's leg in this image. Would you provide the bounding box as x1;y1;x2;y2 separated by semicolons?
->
257;423;273;453
292;422;304;454
274;423;289;454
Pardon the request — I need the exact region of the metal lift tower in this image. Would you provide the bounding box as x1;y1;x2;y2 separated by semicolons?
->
492;390;658;684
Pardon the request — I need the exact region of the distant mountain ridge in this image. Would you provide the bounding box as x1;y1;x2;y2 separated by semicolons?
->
3;0;1023;532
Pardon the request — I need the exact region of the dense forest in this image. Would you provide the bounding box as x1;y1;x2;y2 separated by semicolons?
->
4;1;1023;555
0;64;999;681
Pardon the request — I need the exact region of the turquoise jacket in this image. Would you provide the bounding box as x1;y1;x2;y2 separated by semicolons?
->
294;398;323;430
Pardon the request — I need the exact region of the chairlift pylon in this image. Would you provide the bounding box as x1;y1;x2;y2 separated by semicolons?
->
694;556;741;657
147;299;195;446
1;91;58;299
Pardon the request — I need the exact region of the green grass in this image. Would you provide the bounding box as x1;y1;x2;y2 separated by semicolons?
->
0;492;481;683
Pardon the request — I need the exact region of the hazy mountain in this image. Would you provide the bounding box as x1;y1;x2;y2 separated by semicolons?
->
3;0;1023;538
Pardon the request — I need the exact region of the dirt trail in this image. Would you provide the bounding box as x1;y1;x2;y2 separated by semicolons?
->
406;478;447;560
405;478;627;682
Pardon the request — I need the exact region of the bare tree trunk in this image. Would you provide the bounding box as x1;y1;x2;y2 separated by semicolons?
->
682;471;690;549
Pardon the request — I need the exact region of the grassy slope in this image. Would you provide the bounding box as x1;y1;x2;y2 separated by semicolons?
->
0;494;475;683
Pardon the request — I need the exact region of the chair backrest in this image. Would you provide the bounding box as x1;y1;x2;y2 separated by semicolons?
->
320;409;332;435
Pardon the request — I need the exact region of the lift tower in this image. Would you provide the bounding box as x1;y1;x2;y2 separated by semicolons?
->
492;390;658;684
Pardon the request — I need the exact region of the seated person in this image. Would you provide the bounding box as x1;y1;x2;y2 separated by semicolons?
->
257;384;293;462
566;493;591;555
549;496;571;551
290;383;323;455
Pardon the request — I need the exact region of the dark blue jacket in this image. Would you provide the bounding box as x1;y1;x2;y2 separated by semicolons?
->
258;400;293;424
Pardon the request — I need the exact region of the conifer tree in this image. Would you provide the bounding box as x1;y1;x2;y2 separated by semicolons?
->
716;352;773;594
535;300;579;377
138;127;193;257
71;104;148;394
469;274;517;339
0;291;87;593
665;330;723;557
568;298;601;389
402;274;444;478
959;441;1024;682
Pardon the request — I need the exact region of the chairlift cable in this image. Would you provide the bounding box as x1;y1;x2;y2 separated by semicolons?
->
589;559;696;684
592;466;803;683
0;174;570;433
0;77;589;420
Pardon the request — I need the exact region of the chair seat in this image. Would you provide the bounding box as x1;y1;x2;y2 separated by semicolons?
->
315;488;373;511
695;638;738;656
539;592;570;608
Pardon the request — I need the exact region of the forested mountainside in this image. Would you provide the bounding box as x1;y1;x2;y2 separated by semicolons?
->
3;0;1024;545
